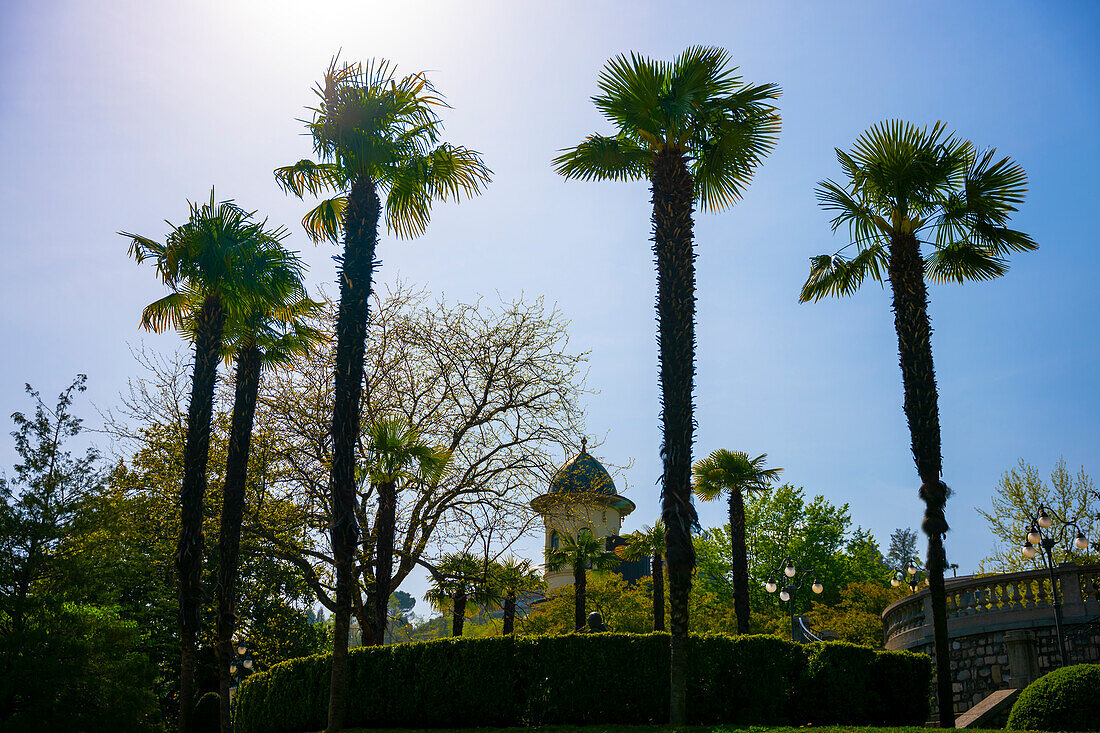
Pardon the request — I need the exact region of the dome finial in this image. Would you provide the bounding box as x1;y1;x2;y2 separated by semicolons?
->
581;436;587;452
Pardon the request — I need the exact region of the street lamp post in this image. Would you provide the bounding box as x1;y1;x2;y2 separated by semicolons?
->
891;558;929;594
1020;503;1090;669
229;641;256;688
765;556;824;643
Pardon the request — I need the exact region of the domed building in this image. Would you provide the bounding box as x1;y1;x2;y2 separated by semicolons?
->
531;438;645;590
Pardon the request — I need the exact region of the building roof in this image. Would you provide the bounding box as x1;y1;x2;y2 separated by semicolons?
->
548;438;616;496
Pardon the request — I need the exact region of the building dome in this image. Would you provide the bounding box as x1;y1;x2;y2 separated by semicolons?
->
549;439;616;496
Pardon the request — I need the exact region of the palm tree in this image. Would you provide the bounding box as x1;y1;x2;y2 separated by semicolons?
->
275;57;490;733
123;192;303;733
554;46;780;723
489;557;544;635
800;120;1036;727
424;552;493;637
692;451;782;634
545;529;620;632
214;297;324;733
615;521;667;631
361;418;450;646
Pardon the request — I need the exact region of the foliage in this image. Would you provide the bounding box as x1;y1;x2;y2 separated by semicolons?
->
801;642;931;725
1007;664;1100;731
194;691;220;731
978;458;1098;572
233;634;930;732
886;527;919;571
524;573;655;635
805;581;905;647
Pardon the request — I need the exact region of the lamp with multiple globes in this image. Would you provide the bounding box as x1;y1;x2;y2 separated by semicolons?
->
765;556;824;643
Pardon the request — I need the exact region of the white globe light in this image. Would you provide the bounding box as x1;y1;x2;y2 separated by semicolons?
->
784;563;796;578
1075;533;1089;550
1037;511;1052;529
230;664;237;674
1027;529;1041;545
237;645;247;655
891;577;901;587
779;590;791;602
907;564;917;576
243;659;253;669
1022;542;1036;559
765;581;777;593
812;582;824;594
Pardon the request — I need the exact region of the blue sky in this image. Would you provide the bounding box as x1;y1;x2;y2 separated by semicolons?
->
2;1;1098;605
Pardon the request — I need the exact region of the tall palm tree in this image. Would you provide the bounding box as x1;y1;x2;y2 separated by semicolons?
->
545;529;620;632
554;46;780;723
424;552;493;637
274;56;490;732
800;120;1036;727
123;191;303;733
361;417;450;646
489;557;544;635
615;521;667;631
214;298;324;733
692;451;782;634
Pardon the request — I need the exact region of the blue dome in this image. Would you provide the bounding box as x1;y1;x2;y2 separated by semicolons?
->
549;443;616;496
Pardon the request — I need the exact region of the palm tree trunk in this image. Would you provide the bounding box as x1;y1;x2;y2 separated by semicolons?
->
216;342;262;733
888;231;954;728
503;592;516;636
729;491;751;635
574;561;586;631
179;294;226;733
370;480;397;646
652;146;699;726
652;552;665;632
452;593;467;636
327;176;380;733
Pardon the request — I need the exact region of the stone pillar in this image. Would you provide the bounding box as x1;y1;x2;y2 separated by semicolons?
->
1004;630;1040;689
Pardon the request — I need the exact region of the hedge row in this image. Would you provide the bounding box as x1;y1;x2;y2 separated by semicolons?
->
234;633;931;733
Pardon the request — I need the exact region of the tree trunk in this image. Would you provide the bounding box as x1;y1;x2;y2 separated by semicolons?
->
503;592;516;636
574;560;586;631
887;231;954;728
216;342;262;733
452;593;467;636
370;480;397;646
178;294;227;733
729;491;751;635
652;552;665;632
652;146;698;725
327;176;380;733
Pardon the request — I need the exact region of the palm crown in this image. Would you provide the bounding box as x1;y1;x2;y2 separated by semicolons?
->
615;521;666;563
692;450;782;502
424;552;493;613
545;529;620;573
361;417;451;487
274;57;491;241
801;120;1037;301
552;45;781;210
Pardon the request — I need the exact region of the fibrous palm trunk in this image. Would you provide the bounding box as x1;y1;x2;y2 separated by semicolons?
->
370;480;397;646
452;593;467;637
216;342;262;733
651;146;698;726
729;491;751;635
574;560;586;631
503;592;516;636
652;552;665;632
179;294;226;733
887;231;954;728
327;177;380;733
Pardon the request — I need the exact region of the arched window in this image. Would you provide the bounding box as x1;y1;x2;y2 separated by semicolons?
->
550;530;559;550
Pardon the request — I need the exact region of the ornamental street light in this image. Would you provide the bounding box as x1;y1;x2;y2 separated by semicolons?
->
891;558;930;593
765;556;824;643
1019;503;1090;669
229;641;256;688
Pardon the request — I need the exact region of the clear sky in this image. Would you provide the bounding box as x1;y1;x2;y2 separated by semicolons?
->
2;1;1098;607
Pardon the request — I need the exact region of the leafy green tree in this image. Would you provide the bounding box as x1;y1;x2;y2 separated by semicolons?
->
692;451;782;634
800;120;1036;727
489;557;544;635
886;527;920;572
424;552;494;637
123;191;304;732
545;529;620;632
360;417;451;646
978;458;1098;572
274;58;490;732
554;46;779;723
806;580;905;647
615;521;667;631
214;296;323;733
525;573;654;635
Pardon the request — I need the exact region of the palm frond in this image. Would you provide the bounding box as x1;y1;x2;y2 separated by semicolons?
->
552;134;650;182
799;243;887;302
273;160;347;198
924;243;1008;284
301;196;347;243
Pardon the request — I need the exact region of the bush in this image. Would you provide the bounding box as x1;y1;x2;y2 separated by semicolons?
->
234;633;931;733
870;647;932;725
194;692;220;732
801;641;878;724
1007;663;1100;731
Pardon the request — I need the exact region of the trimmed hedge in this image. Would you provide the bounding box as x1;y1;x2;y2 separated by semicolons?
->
1007;663;1100;731
234;633;930;733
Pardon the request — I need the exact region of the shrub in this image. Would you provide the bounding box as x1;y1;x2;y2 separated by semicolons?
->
234;633;930;733
800;641;878;724
1007;663;1100;731
869;647;932;725
193;692;220;732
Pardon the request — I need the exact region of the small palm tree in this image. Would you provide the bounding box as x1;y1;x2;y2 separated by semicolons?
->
123;191;302;733
554;46;779;724
545;529;620;632
489;557;544;635
361;418;450;646
692;451;782;634
424;552;493;637
615;521;667;631
214;297;324;733
800;120;1036;727
275;58;490;732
